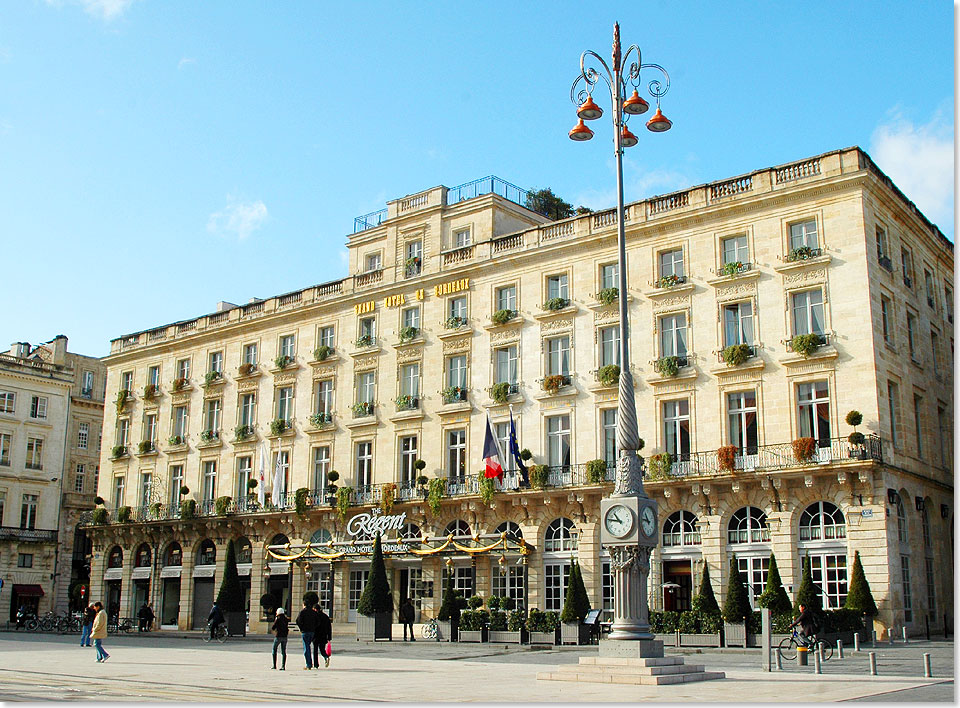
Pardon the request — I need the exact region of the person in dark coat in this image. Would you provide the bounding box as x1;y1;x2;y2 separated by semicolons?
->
80;604;96;647
208;602;225;640
399;598;416;642
296;602;318;669
311;603;333;668
137;603;153;632
271;608;289;670
789;604;818;644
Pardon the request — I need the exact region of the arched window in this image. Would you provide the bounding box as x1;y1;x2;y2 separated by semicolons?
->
544;517;578;552
799;502;846;541
495;521;523;542
134;543;151;567
271;533;290;547
107;546;123;568
895;495;907;543
662;511;701;547
399;523;422;541
310;528;332;545
727;506;769;544
236;537;252;564
921;505;932;549
196;539;216;566
444;520;472;538
163;542;182;567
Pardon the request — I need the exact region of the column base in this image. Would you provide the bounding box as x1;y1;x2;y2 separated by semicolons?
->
598;638;664;659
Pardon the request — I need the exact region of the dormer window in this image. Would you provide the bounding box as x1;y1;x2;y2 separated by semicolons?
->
365;253;382;272
454;228;471;248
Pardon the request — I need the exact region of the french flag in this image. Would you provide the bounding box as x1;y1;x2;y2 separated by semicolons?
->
482;414;504;480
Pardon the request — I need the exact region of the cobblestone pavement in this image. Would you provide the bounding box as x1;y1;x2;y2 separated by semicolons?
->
0;632;951;702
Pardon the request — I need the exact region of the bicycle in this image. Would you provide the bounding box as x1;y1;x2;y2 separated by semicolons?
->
203;622;227;643
421;618;439;640
777;628;833;662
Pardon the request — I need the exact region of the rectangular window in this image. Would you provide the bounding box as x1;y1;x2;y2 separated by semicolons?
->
797;381;830;445
876;226;890;268
406;239;422;264
446;429;466;479
113;475;125;508
0;391;15;414
658;248;684;279
736;556;770;608
20;493;38;529
544;563;571;612
349;570;369;611
365;252;382;272
280;334;296;358
176;358;190;381
29;396;47;419
602;409;617;466
401;306;420;331
454;227;471;248
399;435;418;486
400;363;420;398
197;460;216;501
789;220;818;250
901;555;913;623
446;355;467;389
663;400;691;460
318;326;335;349
25;438;43;470
925;557;936;615
728;391;759;455
945;284;954;323
930;330;939;375
273;451;289;501
121;371;133;393
600;263;618;290
496;285;517;312
237;457;252;499
116;419;130;447
913;395;924;459
546;274;569;301
791;289;825;335
78;422;89;450
881;296;894;346
315;380;334;416
307;569;334;613
901;247;914;287
907;312;918;360
169;465;183;507
0;433;9;466
356;441;373;487
722;235;749;265
17;553;33;568
148;365;160;387
209;351;223;374
887;381;900;448
357;372;375;405
723;302;754;347
445;566;474;600
0;490;4;524
494;422;514;472
448;296;467;320
276;387;294;422
359;317;376;341
139;471;152;508
599;326;620;367
659;313;688;357
492;566;525;605
82;370;95;397
74;463;85;493
243;343;258;366
204;399;222;433
938;405;949;468
924;270;935;307
546;336;571;376
546;415;571;469
144;414;157;444
239;393;256;427
173;406;188;438
494;345;518;385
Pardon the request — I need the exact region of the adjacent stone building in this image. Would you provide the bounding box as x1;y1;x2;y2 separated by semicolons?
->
0;336;105;621
86;148;953;638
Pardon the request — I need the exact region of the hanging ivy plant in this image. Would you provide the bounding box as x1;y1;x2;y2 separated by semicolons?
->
114;389;130;414
597;364;620;386
313;345;333;361
717;445;738;473
294;487;311;519
491;382;511;403
398;326;419;343
648;453;673;480
542;297;569;312
597;287;618;305
653;356;681;377
380;483;397;514
721;343;753;366
427;478;446;515
336;487;353;521
530;465;549;490
215;495;232;516
477;472;496;506
792;437;817;463
491;309;517;325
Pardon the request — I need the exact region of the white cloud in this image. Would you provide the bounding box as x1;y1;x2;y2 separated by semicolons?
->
869;110;954;233
573;163;692;211
177;57;195;70
207;196;268;241
44;0;134;21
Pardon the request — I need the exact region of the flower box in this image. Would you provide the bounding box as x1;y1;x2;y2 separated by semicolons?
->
529;630;558;645
487;630;524;644
679;632;722;647
560;622;593;645
654;632;678;647
356;612;392;641
436;619;455;642
723;621;748;647
457;628;487;643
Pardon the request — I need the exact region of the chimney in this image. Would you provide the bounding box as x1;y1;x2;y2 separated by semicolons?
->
216;301;238;313
10;342;30;358
49;335;68;365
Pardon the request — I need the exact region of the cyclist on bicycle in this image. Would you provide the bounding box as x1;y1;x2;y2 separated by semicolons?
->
789;603;817;645
208;602;225;640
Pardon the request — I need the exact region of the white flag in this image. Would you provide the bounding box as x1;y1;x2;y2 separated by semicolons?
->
257;442;266;507
272;449;285;507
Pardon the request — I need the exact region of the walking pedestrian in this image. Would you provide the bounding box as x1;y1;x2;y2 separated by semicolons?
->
208;602;225;640
138;603;151;632
399;598;416;642
271;608;289;670
145;605;155;631
80;604;96;647
91;602;110;663
311;602;332;668
296;601;318;670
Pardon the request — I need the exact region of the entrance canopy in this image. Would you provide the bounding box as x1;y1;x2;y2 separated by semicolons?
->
12;584;44;597
267;531;531;563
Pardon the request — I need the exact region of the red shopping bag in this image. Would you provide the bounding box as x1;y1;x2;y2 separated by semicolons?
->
325;641;332;656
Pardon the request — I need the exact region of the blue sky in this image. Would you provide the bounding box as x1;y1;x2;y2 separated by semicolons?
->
1;1;953;357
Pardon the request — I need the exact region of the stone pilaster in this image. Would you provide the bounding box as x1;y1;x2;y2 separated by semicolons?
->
178;549;195;631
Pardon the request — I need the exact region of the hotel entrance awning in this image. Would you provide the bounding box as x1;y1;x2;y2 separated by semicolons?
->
12;584;45;597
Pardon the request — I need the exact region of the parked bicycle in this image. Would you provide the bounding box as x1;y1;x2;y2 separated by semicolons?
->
777;628;833;662
420;618;439;640
203;622;227;643
107;617;134;634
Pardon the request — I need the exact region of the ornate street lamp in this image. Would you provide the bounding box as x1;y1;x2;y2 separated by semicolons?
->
569;23;672;653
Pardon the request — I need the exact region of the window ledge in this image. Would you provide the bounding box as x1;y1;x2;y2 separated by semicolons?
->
235;368;263;380
197;438;223;449
309;354;341;366
436;401;472;416
165;443;189;454
436;326;474;341
709;356;766;377
230;435;259;446
645;363;698;386
389;408;425;423
482;317;525;332
532;305;578;321
344;414;379;429
393;336;426;349
778;345;839;367
350;344;382;356
201;378;226;390
266;428;297;440
586;294;634;311
705;269;761;287
135;449;159;458
269;363;301;374
642;281;696;299
532;384;578;401
773;253;832;273
480;391;525;409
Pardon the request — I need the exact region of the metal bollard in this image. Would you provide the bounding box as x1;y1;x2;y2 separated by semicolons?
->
814;648;822;674
797;646;809;666
854;633;861;652
776;651;783;671
871;630;877;648
923;653;931;678
837;639;844;659
902;626;908;643
889;627;896;645
869;652;878;675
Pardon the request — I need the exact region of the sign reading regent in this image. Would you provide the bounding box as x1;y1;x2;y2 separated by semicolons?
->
346;511;408;538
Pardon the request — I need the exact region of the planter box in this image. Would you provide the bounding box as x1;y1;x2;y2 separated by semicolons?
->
356;612;392;641
457;628;487;643
224;611;246;637
488;630;524;644
560;622;593;645
654;632;678;647
437;619;455;642
723;622;748;647
679;632;721;647
529;630;558;645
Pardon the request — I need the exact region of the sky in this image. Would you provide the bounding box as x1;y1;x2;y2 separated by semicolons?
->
0;1;954;357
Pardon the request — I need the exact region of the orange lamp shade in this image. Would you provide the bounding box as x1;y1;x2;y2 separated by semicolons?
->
620;125;639;148
568;119;595;141
622;90;650;115
646;108;672;133
576;95;603;120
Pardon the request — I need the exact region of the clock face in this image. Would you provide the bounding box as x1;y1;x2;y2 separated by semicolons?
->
640;505;657;538
604;504;634;539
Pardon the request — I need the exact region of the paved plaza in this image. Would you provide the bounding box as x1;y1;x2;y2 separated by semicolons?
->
0;631;952;702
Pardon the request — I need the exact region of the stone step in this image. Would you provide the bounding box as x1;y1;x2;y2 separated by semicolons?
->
559;663;706;676
537;670;725;685
579;656;684;667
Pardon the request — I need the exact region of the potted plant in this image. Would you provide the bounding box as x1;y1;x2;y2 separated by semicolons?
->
143;383;158;398
458;596;489;642
843;551;878;628
171;377;187;392
309;412;332;428
491;309;516;325
200;429;219;443
541;374;567;393
238;362;255;376
490;382;511;403
477;472;495;506
168;434;185;446
721;343;752;366
273;354;293;369
352;401;374;417
111;444;127;459
114;389;130;413
787;245;815;262
398;326;419;343
596;364;620;386
490;606;527;644
404;256;421;276
260;592;280;621
269;418;289;436
444;315;468;329
91;507;108;525
437;575;461;642
717;445;738;473
395;394;417;411
597;287;618;305
441;386;466;404
356;535;393;641
792;436;817;463
846;410;867;459
217;540;247;636
530;464;549;490
325;471;340;504
560;563;593;644
150;501;163;519
137;440;154;455
527;609;560;644
542;297;569;311
246;478;258;498
294;487;310;519
654;355;682;377
427;478;446;515
657;273;683;288
354;333;373;347
486;597;514;643
204;370;223;386
648;452;673;480
234;424;254;441
117;505;131;523
214;495;232;516
520;449;533;464
180;498;196;519
586;458;607;484
722;553;753;647
313;345;333;361
790;333;823;357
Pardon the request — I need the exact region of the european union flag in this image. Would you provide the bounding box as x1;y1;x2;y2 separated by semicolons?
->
509;409;528;487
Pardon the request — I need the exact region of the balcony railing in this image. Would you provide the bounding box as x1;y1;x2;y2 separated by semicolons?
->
784;246;823;263
441;387;468;404
0;526;58;543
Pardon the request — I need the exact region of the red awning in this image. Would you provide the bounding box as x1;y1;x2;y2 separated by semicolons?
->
12;584;45;597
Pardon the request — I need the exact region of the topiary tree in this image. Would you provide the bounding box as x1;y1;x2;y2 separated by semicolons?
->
560;563;592;623
357;534;393;617
722;554;752;623
691;562;721;616
756;553;792;617
844;550;878;617
794;555;822;614
438;573;459;622
215;540;244;612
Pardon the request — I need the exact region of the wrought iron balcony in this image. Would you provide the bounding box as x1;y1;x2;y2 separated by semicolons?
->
0;526;58;543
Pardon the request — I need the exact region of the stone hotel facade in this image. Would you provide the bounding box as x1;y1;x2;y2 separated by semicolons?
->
86;148;953;637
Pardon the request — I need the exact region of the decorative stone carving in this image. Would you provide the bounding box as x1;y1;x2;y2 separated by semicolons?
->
237;380;259;392
171;393;191;405
489;330;520;345
312;366;337;379
442;338;471;353
396;348;423;363
353;355;379;370
594;309;620;324
652;295;691;312
273;373;297;385
715;282;757;301
540;318;573;333
782;268;827;285
804;475;814;487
